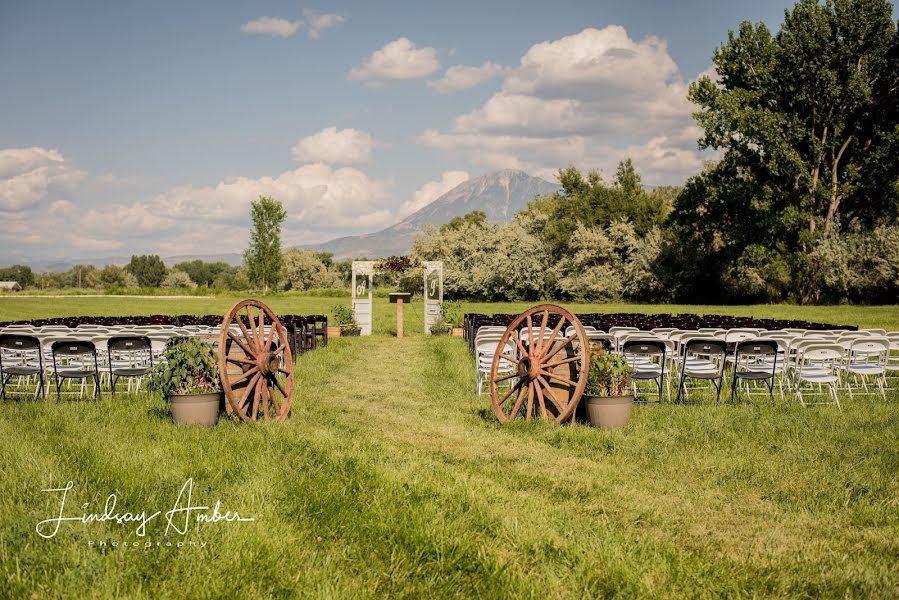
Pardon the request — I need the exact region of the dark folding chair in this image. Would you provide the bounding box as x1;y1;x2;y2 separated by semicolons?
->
314;315;328;347
107;336;152;395
0;335;44;400
730;339;779;402
676;339;727;404
51;340;101;400
622;339;667;402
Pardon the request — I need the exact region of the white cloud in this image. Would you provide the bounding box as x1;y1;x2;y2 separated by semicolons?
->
428;62;505;93
0;147;85;210
349;38;440;86
303;9;345;39
397;171;469;219
291;127;376;165
240;17;302;38
418;26;710;185
3;162;397;257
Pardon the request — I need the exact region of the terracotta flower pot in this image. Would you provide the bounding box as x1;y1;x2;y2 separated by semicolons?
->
327;326;341;338
169;392;222;427
584;394;634;429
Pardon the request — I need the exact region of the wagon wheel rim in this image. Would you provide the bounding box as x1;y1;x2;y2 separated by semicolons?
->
218;299;294;422
489;304;590;424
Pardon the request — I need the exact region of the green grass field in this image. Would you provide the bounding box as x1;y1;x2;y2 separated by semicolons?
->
1;297;898;598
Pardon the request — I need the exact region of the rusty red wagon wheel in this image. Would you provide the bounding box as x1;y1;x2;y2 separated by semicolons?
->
218;299;294;422
489;304;590;424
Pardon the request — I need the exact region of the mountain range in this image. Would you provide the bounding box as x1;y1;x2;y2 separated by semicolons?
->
4;169;558;270
307;169;558;259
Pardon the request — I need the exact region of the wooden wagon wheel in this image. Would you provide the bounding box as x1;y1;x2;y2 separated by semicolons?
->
218;299;294;422
489;304;590;424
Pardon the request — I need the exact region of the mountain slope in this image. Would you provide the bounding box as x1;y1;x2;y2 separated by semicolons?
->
311;169;558;259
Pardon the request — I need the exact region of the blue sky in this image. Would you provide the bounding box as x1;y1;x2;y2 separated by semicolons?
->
0;0;858;262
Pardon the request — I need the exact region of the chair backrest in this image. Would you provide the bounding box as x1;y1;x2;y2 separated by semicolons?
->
475;338;514;360
0;334;41;352
622;339;666;357
735;339;779;357
608;326;638;334
725;330;757;344
683;339;727;359
51;340;97;356
800;344;845;365
848;337;890;361
108;336;152;354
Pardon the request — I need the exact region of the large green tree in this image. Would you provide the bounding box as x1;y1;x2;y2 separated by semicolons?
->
524;160;672;261
172;260;235;287
0;265;34;288
126;255;166;287
244;196;287;292
678;0;898;301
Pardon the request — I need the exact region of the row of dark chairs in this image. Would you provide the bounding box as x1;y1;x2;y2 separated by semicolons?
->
0;314;330;359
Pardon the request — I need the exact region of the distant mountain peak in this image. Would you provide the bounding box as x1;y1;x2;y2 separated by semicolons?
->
310;169;560;259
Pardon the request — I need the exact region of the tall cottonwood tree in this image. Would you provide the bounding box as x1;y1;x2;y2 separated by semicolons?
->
676;0;898;301
244;196;287;292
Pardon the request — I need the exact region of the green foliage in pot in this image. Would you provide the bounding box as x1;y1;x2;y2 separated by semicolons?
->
330;303;355;326
429;318;451;334
331;303;361;335
440;300;463;327
585;345;632;397
146;338;222;396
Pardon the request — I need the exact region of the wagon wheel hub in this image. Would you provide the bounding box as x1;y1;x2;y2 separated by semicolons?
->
258;352;280;375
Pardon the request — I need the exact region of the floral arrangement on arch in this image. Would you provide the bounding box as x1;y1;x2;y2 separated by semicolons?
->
374;255;418;273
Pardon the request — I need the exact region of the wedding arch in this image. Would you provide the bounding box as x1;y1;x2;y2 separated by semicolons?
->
351;260;443;335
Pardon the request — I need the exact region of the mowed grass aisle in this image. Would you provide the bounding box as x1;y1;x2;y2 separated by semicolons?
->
1;334;899;598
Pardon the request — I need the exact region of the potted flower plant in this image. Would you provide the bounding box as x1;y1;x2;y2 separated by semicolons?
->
331;304;360;336
440;300;464;336
583;345;634;429
429;318;451;336
146;338;222;426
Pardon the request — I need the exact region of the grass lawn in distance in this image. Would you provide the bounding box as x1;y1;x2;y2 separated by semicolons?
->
0;297;897;597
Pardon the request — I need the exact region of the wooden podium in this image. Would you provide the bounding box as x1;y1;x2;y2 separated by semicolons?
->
388;293;412;337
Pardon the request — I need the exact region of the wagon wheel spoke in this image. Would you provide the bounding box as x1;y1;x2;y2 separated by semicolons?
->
228;330;255;359
542;355;581;369
539;369;577;388
256;308;266;350
525;381;535;421
533;379;548;418
271;376;286;410
498;378;523;407
226;356;257;367
536;310;549;354
541;316;567;356
264;320;277;350
511;331;528;358
537;375;566;414
238;373;260;410
498;353;519;365
250;380;262;420
237;311;258;352
543;333;578;363
260;380;270;420
526;314;535;354
506;382;528;420
493;371;518;383
230;366;259;386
